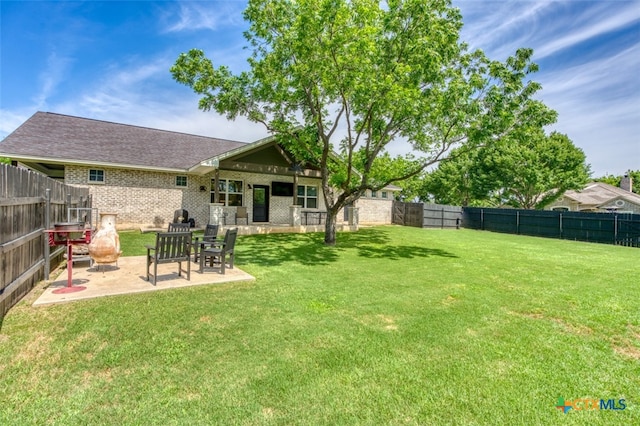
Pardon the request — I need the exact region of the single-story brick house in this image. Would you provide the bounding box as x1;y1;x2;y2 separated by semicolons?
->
0;112;398;229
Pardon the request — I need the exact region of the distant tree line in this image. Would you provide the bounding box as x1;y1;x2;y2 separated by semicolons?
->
400;129;592;209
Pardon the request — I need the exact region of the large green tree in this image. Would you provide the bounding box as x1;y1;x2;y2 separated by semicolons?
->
478;130;590;209
418;147;487;206
171;0;556;245
420;129;590;209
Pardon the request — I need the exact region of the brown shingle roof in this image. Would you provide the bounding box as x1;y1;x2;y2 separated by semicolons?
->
0;112;249;170
564;182;640;206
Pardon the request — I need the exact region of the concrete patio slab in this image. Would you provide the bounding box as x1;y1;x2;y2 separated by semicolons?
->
33;255;255;306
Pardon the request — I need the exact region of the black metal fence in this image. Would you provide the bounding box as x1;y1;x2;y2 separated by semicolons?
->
462;207;640;247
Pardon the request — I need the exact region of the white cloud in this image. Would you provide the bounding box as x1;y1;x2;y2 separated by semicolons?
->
49;52;267;143
65;55;171;114
161;1;245;33
540;42;640;175
456;1;556;59
541;42;639;96
138;105;267;142
455;0;640;176
534;3;640;59
457;1;640;61
0;109;33;140
111;61;169;87
32;50;74;110
3;0;637;177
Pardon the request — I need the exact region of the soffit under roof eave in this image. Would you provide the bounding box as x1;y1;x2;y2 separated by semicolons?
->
201;133;279;166
3;154;187;174
188;163;217;175
199;132;358;177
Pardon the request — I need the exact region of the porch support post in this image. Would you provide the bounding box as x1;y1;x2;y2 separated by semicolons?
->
213;169;220;204
347;206;359;227
209;203;225;225
290;205;302;226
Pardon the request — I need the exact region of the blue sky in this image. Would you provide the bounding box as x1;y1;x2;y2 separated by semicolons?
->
1;0;638;177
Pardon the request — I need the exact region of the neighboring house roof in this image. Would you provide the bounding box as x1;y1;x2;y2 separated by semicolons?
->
562;182;640;209
0;111;249;173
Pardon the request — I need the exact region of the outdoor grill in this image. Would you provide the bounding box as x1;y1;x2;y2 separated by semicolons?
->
45;222;93;293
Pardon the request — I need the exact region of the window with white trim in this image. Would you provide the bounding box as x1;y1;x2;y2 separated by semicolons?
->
211;179;243;206
176;175;188;187
371;190;377;198
382;191;388;199
88;169;105;183
296;185;318;208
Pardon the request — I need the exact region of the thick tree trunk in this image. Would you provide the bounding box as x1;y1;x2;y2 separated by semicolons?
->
323;209;338;246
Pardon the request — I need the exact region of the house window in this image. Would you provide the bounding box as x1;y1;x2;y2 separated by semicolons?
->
175;176;188;187
211;179;243;206
371;190;377;198
296;185;318;208
382;191;388;199
88;169;104;183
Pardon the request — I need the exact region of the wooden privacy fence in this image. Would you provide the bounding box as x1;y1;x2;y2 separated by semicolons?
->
392;201;462;228
422;203;463;228
462;207;640;248
1;164;91;319
392;201;423;227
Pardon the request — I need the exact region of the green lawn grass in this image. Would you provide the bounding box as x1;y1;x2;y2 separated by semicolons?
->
1;226;638;425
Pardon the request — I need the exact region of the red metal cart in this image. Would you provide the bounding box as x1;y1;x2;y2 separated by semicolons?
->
45;223;92;294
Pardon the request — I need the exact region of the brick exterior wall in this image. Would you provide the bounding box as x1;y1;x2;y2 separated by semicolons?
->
356;196;394;224
65;166;336;229
216;171;328;225
66;166;395;228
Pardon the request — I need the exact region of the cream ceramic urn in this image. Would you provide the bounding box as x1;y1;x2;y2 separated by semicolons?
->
88;212;122;264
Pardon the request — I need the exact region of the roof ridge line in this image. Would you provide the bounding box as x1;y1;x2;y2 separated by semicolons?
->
38;111;248;143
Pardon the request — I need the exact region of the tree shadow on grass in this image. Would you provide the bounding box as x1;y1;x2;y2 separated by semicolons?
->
237;232;339;267
237;227;457;267
355;244;459;260
340;227;459;260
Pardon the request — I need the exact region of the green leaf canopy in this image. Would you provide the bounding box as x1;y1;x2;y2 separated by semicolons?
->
172;0;557;244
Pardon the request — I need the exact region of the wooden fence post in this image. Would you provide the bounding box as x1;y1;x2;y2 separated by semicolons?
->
66;193;72;222
44;189;51;281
